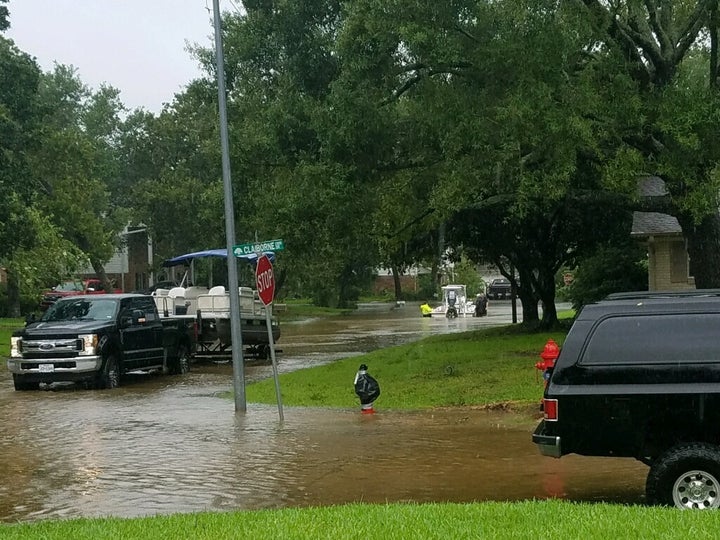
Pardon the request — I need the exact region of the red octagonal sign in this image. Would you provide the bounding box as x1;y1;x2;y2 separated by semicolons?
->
255;255;275;306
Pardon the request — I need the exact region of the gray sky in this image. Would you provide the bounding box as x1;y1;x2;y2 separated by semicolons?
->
5;0;232;113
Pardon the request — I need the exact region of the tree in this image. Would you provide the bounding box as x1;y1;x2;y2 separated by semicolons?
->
31;65;129;291
0;0;9;32
576;0;720;287
0;37;42;260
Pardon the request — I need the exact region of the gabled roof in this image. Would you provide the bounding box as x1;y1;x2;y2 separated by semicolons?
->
631;176;682;237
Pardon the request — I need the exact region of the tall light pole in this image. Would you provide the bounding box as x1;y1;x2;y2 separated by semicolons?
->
213;0;246;412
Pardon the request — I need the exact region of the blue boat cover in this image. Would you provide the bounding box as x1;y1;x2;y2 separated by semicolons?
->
162;248;276;267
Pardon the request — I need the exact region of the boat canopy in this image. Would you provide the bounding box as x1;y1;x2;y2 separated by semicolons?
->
162;249;276;268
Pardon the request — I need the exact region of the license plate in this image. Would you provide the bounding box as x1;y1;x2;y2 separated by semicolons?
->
38;364;55;373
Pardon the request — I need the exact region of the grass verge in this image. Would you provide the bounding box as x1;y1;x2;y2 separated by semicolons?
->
0;318;23;357
246;325;566;411
3;500;720;539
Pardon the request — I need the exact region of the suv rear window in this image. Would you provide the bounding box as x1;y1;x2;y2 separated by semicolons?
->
581;313;720;365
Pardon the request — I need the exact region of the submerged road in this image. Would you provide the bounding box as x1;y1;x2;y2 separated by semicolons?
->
0;300;647;523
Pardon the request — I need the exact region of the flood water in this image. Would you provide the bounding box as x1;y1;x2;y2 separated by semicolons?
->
0;301;647;523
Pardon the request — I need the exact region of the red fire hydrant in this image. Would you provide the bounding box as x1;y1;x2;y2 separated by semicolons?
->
535;338;560;387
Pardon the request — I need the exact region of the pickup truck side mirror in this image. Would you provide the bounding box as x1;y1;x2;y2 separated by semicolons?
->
24;313;37;326
120;309;147;328
132;309;147;325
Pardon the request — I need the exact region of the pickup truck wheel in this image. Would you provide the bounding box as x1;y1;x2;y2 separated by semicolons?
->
170;345;190;375
13;375;40;391
97;355;120;389
646;443;720;509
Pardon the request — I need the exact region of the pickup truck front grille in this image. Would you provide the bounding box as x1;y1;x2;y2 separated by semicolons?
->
21;339;82;359
20;361;77;370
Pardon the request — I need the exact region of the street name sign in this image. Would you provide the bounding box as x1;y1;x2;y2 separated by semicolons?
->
233;239;284;256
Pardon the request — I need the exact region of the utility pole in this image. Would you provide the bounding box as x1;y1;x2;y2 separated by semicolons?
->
212;0;246;412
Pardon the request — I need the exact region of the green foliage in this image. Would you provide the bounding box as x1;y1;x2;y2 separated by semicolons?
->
28;65;130;280
0;0;7;32
0;37;42;259
449;255;483;296
565;244;649;311
3;207;87;307
8;0;715;310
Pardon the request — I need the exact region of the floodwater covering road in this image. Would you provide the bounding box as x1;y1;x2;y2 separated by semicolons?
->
0;301;647;523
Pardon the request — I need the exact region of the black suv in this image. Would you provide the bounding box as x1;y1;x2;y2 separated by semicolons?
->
532;290;720;509
487;278;512;299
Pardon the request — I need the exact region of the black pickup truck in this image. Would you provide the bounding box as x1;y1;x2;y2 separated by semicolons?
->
7;294;194;391
532;290;720;509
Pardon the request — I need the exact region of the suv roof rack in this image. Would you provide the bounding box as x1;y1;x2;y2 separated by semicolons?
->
605;289;720;301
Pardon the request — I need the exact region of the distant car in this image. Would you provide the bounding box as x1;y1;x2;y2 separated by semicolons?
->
487;278;512;300
39;278;121;311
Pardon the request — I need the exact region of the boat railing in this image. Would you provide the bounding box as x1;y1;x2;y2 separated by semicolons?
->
154;285;271;318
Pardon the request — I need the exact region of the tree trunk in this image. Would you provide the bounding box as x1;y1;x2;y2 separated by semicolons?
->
516;268;539;322
337;264;354;308
391;265;402;301
518;291;538;322
90;259;114;292
677;212;720;288
6;269;22;318
537;266;559;328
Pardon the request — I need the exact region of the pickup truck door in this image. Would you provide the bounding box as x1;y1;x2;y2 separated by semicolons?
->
119;297;165;371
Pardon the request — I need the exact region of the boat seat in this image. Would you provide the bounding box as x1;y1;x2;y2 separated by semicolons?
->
166;287;187;315
184;286;210;316
152;288;170;297
168;287;186;298
209;285;226;295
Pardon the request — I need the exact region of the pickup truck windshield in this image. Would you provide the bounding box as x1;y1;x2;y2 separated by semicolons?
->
54;280;85;292
41;298;118;322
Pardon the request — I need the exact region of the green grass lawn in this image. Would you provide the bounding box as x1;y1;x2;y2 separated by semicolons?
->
3;500;720;539
247;325;566;410
0;318;22;358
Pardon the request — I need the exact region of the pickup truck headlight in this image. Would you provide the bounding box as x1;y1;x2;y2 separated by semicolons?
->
78;334;99;356
10;337;22;358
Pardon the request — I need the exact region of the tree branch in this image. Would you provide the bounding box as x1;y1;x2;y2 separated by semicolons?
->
676;0;713;62
644;0;673;53
454;24;480;44
386;62;472;102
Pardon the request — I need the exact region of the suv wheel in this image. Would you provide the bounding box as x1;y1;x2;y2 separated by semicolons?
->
646;443;720;509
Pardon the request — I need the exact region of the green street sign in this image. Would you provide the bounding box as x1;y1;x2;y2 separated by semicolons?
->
233;239;285;256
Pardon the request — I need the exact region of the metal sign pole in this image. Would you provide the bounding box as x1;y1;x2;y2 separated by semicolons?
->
265;308;284;421
255;250;283;421
212;0;246;413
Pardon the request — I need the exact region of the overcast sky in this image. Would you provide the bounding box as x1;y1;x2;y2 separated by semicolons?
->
5;0;236;112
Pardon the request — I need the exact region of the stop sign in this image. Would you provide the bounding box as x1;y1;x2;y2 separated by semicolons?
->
255;254;275;306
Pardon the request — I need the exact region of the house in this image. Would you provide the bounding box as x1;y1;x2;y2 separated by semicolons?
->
631;177;694;291
77;226;154;292
373;266;431;295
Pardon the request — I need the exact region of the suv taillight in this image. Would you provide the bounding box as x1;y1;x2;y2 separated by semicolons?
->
543;398;558;421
